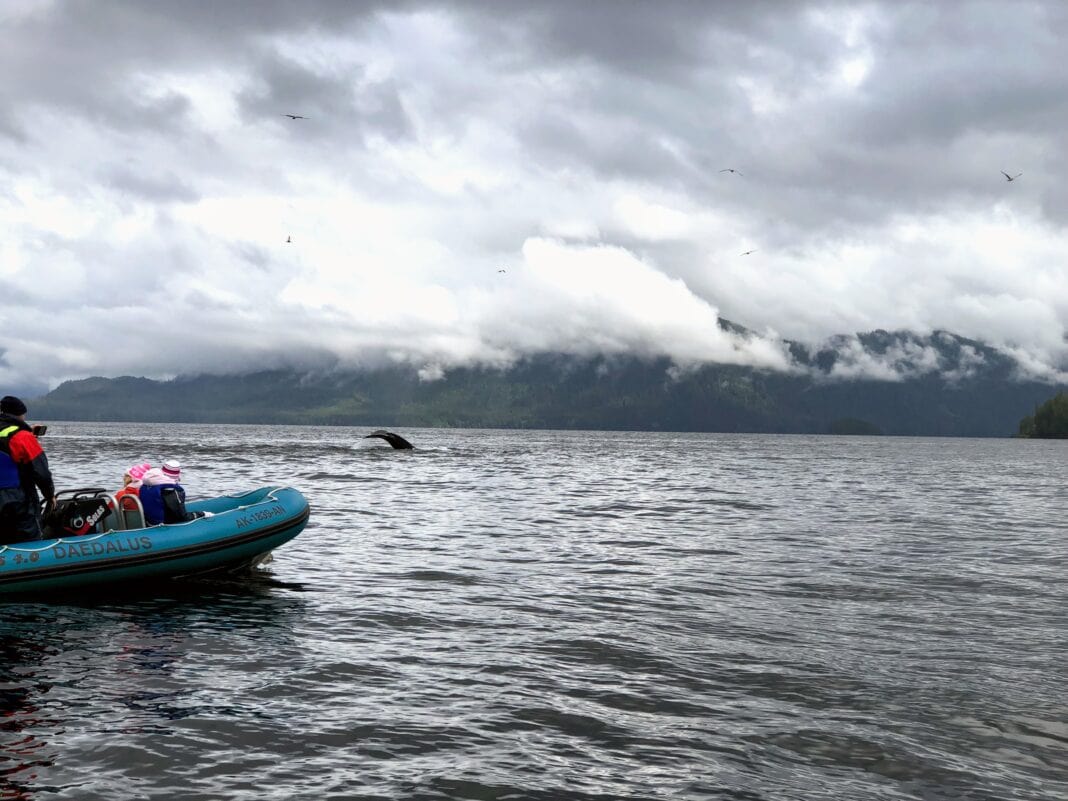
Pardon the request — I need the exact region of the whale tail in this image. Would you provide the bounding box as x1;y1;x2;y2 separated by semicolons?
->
364;430;414;450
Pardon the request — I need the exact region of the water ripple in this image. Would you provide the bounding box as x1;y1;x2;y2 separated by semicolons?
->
1;425;1065;800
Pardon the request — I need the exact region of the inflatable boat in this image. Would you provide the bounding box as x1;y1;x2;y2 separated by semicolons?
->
0;486;310;596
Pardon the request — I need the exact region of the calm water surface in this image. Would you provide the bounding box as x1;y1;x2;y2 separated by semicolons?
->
1;424;1065;800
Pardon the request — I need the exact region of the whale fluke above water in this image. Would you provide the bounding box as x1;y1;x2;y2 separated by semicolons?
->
364;430;414;450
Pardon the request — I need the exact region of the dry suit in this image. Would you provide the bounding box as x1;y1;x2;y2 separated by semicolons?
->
0;413;56;544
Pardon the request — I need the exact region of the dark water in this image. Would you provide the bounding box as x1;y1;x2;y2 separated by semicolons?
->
2;424;1066;800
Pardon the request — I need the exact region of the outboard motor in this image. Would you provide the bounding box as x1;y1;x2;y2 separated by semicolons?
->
43;488;113;537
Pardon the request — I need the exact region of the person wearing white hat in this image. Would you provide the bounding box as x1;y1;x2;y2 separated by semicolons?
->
139;458;208;525
142;459;180;487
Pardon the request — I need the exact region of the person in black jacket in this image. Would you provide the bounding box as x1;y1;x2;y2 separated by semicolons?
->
0;396;56;544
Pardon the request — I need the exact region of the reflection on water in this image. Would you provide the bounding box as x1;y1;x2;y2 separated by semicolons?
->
1;577;308;800
0;424;1065;799
0;617;56;801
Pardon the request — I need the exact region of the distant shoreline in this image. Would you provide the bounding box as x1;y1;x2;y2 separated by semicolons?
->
30;417;1032;439
23;352;1065;439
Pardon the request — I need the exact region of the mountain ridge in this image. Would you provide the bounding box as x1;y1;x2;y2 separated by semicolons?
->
25;328;1066;437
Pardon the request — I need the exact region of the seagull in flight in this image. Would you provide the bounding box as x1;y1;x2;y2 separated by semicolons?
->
286;235;291;243
283;114;307;120
719;168;743;175
1001;171;1022;182
740;249;758;256
497;268;506;273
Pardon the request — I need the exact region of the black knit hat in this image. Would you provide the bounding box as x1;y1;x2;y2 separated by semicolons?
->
0;396;28;416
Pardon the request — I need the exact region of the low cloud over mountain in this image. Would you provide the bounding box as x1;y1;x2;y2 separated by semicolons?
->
2;2;1066;393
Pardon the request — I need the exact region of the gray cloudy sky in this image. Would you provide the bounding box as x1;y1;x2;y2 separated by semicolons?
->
2;0;1067;394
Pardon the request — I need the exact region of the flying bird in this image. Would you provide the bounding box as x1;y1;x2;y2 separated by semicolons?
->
740;249;758;256
1001;171;1022;182
497;268;506;273
286;235;291;243
283;114;307;120
719;168;743;175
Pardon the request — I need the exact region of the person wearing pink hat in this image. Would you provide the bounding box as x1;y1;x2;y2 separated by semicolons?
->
115;462;151;502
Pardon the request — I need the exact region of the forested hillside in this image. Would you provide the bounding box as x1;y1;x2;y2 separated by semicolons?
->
1018;392;1068;438
28;330;1065;437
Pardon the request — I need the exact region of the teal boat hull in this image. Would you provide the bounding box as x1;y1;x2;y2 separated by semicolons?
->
0;486;310;596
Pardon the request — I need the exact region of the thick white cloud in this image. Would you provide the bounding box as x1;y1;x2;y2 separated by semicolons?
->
1;0;1066;394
